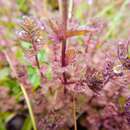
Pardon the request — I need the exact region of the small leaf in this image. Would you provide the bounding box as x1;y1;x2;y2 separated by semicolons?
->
118;96;126;107
21;41;32;49
22;116;32;130
66;30;89;37
66;27;97;38
15;48;26;64
45;66;52;80
15;48;24;58
37;49;48;63
1;79;21;97
0;68;10;80
27;66;40;88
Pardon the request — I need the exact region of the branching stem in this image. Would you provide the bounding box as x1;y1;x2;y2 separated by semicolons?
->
58;0;68;84
58;1;77;130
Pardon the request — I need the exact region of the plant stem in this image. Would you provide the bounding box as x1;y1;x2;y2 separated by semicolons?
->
58;0;68;84
58;0;68;30
61;40;67;67
32;40;44;79
20;83;37;130
73;94;77;130
3;50;37;130
68;0;73;20
59;1;77;130
62;41;67;84
59;0;68;68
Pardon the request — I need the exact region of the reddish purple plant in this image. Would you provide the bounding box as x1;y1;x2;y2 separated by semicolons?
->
118;40;130;70
124;97;130;125
16;5;130;130
2;0;129;130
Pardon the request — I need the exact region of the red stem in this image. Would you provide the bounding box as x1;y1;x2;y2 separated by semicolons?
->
61;40;67;67
62;40;67;84
59;0;68;84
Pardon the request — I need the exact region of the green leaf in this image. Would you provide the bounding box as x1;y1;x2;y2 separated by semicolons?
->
15;48;24;59
0;68;10;80
118;96;126;106
118;96;126;112
45;66;52;80
37;49;48;63
22;116;32;130
0;119;6;130
15;48;26;64
2;79;21;97
75;1;88;22
21;41;32;49
17;0;29;14
27;66;40;88
0;112;12;130
0;21;15;30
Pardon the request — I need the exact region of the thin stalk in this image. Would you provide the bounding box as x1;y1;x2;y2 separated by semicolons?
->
32;40;44;79
43;0;47;12
3;50;37;130
62;40;67;84
73;94;77;130
20;83;37;130
58;2;77;130
68;0;73;20
58;0;68;84
58;0;68;29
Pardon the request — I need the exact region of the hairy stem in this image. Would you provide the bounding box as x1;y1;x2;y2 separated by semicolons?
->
3;50;37;130
59;1;77;130
58;0;68;84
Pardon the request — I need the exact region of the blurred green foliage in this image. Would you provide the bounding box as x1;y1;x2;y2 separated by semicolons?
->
0;112;12;130
16;0;30;14
22;116;32;130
